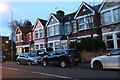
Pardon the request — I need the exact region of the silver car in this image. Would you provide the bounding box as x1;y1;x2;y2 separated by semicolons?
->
16;53;41;65
91;49;120;70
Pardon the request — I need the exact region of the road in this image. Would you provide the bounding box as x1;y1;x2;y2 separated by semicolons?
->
1;61;120;80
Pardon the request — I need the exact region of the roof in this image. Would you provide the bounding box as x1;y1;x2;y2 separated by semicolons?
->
52;11;77;23
37;18;47;26
92;4;102;12
19;26;32;34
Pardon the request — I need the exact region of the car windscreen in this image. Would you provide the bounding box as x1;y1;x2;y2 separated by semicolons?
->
28;53;37;57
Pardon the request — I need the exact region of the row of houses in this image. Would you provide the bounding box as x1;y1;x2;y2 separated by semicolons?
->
15;1;120;55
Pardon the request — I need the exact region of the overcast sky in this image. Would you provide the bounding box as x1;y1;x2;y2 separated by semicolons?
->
0;1;102;37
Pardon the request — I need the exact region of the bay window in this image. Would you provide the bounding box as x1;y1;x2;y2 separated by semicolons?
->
78;18;85;30
102;11;112;25
113;7;120;23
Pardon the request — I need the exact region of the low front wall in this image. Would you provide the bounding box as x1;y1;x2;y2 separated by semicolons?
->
79;50;110;62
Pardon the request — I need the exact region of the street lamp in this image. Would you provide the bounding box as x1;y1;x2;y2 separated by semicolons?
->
0;4;14;61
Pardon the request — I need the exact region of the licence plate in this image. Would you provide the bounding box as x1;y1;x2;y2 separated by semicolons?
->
75;59;79;61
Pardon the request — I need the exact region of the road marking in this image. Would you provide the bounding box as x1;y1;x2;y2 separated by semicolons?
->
31;71;78;80
2;67;18;71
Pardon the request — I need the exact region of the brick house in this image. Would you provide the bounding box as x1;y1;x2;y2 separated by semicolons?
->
15;26;32;54
33;18;47;50
69;2;102;42
99;0;120;50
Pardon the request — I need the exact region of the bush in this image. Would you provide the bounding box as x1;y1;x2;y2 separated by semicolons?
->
70;38;106;51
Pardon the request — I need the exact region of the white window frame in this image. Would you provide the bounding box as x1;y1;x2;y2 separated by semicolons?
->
65;22;70;34
39;29;43;38
72;21;77;33
101;6;120;26
35;30;39;39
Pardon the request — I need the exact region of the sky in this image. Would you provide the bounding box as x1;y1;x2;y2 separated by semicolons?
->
0;1;102;37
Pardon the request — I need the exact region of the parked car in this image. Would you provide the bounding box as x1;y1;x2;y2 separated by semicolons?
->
32;47;53;57
91;49;120;70
16;53;41;65
0;52;6;62
41;49;80;68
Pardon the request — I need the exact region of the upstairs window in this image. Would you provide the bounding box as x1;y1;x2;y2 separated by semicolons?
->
78;18;85;30
72;21;77;33
102;11;112;25
65;23;70;34
113;7;120;23
35;30;39;39
39;29;43;38
54;25;59;35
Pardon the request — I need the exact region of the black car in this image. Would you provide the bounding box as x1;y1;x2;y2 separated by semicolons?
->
0;52;6;62
41;49;80;68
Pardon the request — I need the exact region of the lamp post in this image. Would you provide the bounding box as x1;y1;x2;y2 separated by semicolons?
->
0;4;14;61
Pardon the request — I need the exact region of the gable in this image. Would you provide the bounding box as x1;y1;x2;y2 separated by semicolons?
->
74;2;95;19
100;2;120;11
47;15;59;26
76;5;93;17
15;27;22;34
35;20;43;29
33;19;44;31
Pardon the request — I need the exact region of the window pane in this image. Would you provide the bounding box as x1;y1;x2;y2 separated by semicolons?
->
86;16;93;23
102;11;112;25
107;40;114;48
72;22;77;33
86;23;93;29
106;35;113;39
55;42;60;50
36;45;39;49
78;24;85;30
117;33;120;38
54;25;59;35
117;39;120;48
113;8;120;23
35;30;38;38
39;29;43;38
78;18;84;24
65;24;70;34
40;44;43;48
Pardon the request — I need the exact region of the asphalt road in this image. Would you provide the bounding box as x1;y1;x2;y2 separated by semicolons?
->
1;61;120;80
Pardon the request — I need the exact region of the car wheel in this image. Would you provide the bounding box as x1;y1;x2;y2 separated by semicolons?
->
60;61;67;68
42;61;47;67
93;61;103;70
17;60;21;65
28;61;32;66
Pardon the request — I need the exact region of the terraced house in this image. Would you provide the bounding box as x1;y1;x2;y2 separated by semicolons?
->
99;0;120;50
69;2;101;42
15;1;120;54
33;18;47;50
15;26;32;54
